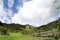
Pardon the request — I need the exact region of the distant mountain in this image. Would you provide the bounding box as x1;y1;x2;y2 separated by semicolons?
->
0;21;34;31
36;18;60;32
0;18;60;33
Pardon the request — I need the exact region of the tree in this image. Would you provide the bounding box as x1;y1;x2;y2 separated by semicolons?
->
21;24;34;35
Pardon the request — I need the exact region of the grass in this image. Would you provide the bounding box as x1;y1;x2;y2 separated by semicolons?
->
0;33;55;40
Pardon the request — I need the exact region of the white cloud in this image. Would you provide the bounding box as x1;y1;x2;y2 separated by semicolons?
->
0;0;60;27
0;0;13;23
0;0;7;22
8;0;14;8
12;0;60;27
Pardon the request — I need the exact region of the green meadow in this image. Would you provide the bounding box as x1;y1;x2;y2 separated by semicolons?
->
0;19;60;40
0;33;55;40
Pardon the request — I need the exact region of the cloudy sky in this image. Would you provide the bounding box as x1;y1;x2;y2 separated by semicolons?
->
0;0;60;27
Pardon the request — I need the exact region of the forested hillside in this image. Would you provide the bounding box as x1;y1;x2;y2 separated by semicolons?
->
0;19;60;32
0;18;60;40
37;18;60;32
0;18;60;35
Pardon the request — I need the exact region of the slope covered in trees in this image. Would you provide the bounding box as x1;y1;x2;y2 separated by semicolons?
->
0;18;60;35
37;18;60;32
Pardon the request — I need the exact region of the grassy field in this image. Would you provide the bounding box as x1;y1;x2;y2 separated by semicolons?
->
0;33;55;40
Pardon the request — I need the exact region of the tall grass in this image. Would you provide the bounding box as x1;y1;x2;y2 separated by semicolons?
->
0;33;55;40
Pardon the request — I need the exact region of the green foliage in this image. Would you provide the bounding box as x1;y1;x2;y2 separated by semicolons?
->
0;18;60;37
0;26;8;35
53;0;60;10
0;33;55;40
21;25;34;35
57;5;60;9
53;0;57;4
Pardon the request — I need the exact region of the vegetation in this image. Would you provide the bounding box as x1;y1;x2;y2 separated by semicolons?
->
0;33;55;40
0;18;60;40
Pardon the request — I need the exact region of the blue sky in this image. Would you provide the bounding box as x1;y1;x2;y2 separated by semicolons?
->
2;0;23;22
0;0;60;27
3;0;22;13
3;0;30;13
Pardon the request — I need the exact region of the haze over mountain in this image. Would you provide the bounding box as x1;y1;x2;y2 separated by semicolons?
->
0;0;60;27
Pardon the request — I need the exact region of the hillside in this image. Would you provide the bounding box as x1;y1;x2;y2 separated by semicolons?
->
0;18;60;35
0;19;60;31
36;18;60;32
